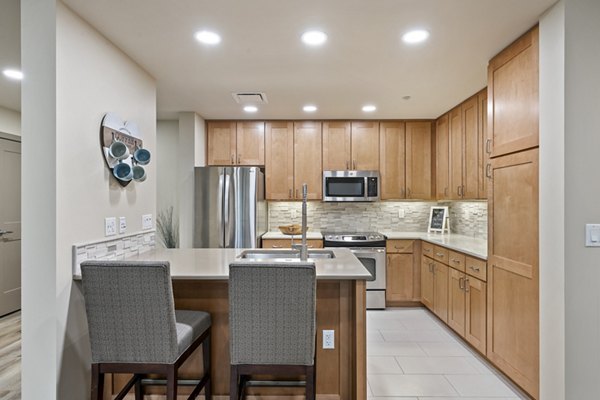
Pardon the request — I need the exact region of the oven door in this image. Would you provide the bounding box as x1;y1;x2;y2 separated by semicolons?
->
350;248;386;290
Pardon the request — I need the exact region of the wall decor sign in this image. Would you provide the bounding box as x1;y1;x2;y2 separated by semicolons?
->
428;206;450;234
100;113;151;187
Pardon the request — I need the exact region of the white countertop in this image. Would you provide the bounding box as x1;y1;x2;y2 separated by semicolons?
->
74;247;371;281
381;231;487;260
262;231;324;240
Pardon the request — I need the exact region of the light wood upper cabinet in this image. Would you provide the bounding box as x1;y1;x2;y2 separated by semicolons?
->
322;122;351;170
435;114;450;200
207;121;237;165
236;121;265;165
479;89;489;199
294;121;322;200
449;107;463;199
462;96;480;199
488;25;539;158
351;122;380;170
265;122;294;200
405;121;433;200
380;122;406;199
208;121;265;166
488;148;539;398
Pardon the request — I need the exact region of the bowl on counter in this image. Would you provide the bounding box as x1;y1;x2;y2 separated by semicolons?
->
278;224;309;235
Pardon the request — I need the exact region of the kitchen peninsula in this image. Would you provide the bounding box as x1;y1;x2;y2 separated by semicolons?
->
74;247;371;400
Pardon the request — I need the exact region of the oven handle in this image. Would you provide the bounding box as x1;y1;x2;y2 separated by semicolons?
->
349;247;386;254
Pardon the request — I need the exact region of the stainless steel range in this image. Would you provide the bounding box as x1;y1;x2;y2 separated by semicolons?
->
323;232;387;309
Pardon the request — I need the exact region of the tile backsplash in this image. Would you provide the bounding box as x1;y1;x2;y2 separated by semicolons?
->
268;201;487;239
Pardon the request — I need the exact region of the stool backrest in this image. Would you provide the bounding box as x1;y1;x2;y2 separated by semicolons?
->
229;262;317;366
81;261;179;363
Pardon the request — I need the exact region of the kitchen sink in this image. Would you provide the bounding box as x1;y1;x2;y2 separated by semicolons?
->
237;249;335;261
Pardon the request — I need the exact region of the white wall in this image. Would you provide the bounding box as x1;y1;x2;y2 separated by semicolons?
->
564;0;600;397
157;119;179;220
0;105;20;136
539;2;565;398
22;2;157;398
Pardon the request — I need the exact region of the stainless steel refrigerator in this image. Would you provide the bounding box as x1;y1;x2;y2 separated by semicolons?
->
194;167;267;248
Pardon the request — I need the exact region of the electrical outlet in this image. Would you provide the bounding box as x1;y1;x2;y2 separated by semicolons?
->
323;329;335;349
142;214;153;230
105;217;117;236
398;209;405;218
119;217;127;234
291;208;297;219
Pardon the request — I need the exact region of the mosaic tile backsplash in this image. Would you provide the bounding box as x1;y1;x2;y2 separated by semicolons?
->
268;201;487;239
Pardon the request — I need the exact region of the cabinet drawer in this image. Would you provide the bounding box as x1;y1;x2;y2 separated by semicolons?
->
448;250;466;272
422;241;434;258
387;240;414;254
433;245;449;264
465;256;486;281
262;238;323;249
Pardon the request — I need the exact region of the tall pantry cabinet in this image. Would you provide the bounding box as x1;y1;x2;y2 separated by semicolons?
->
486;25;539;399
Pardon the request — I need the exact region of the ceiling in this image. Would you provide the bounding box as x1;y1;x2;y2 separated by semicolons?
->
2;0;556;120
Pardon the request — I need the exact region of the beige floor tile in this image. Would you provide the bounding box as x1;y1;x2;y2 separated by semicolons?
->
368;374;458;397
395;356;479;374
367;341;427;357
367;356;403;374
444;374;520;397
380;329;454;342
417;341;473;357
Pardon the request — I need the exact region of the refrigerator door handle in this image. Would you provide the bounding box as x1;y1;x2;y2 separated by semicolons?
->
218;171;226;248
224;168;236;248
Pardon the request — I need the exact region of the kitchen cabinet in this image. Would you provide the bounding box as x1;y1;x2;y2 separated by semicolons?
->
435;114;450;200
449;106;463;199
385;239;420;304
379;122;406;199
265;121;294;200
448;268;466;336
420;256;434;310
262;238;323;249
323;121;379;171
207;121;265;166
488;25;539;158
465;275;487;355
478;89;489;198
405;121;433;199
294;121;323;199
487;147;539;397
432;261;449;323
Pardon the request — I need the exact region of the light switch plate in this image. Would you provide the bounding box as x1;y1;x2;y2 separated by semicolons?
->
398;209;405;218
585;224;600;247
142;214;153;230
105;217;117;236
119;217;127;234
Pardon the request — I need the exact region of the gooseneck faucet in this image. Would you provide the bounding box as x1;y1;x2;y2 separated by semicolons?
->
300;183;308;261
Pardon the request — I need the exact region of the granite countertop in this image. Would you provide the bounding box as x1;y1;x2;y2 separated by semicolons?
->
381;231;487;260
73;247;371;281
262;231;324;240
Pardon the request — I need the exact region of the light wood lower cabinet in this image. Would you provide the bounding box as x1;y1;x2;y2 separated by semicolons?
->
262;238;323;249
465;276;486;354
420;256;434;310
432;261;449;323
448;268;466;336
386;240;420;304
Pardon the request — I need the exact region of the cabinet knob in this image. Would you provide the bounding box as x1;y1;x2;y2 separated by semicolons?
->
486;163;492;178
436;252;444;258
346;161;350;170
459;277;465;290
272;245;282;248
465;278;470;292
486;139;492;154
469;265;481;272
231;155;235;164
237;154;241;164
407;188;411;198
353;160;356;170
451;259;460;264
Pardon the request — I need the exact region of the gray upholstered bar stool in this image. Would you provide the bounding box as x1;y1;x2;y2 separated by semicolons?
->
81;260;212;400
228;262;317;400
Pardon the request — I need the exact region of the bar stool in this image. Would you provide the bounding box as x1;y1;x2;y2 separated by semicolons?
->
228;262;317;400
81;260;212;400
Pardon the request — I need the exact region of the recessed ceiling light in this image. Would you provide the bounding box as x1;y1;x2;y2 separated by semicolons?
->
194;30;221;45
303;105;317;112
2;69;23;80
402;29;430;44
301;30;327;46
362;105;377;112
243;105;258;113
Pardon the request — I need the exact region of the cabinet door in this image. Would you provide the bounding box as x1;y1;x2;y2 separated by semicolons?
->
433;262;449;323
479;89;489;199
435;114;450;200
449;106;463;199
323;121;351;170
421;256;434;310
465;277;486;355
386;253;414;302
405;121;433;199
207;121;236;165
379;122;406;199
351;121;379;170
294;121;322;200
488;148;538;398
488;26;539;157
462;96;480;199
262;238;323;249
448;268;466;336
236;121;265;165
265;122;294;200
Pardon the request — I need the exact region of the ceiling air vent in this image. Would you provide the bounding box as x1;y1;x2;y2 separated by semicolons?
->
232;92;269;104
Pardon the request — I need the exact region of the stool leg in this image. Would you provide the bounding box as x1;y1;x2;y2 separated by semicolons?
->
91;364;104;400
229;365;238;400
203;334;212;399
134;374;143;399
305;365;316;400
166;366;178;400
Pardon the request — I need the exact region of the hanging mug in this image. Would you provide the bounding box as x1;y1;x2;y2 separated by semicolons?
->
113;161;133;182
133;147;151;165
132;165;146;182
108;140;130;161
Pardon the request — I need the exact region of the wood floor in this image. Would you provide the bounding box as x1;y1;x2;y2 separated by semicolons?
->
0;311;20;400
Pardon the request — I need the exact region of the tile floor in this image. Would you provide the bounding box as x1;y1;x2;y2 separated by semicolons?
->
367;307;529;400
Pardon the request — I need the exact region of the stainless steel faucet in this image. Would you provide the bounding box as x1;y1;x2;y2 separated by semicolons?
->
292;183;309;261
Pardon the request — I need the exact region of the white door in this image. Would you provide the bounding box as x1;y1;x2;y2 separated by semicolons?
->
0;137;21;316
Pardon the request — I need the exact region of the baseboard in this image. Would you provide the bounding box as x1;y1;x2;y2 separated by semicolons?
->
121;394;340;400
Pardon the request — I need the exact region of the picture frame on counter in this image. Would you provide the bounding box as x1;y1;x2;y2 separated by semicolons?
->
428;206;449;234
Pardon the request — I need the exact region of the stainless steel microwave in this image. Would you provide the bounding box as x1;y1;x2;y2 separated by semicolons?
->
322;170;379;202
